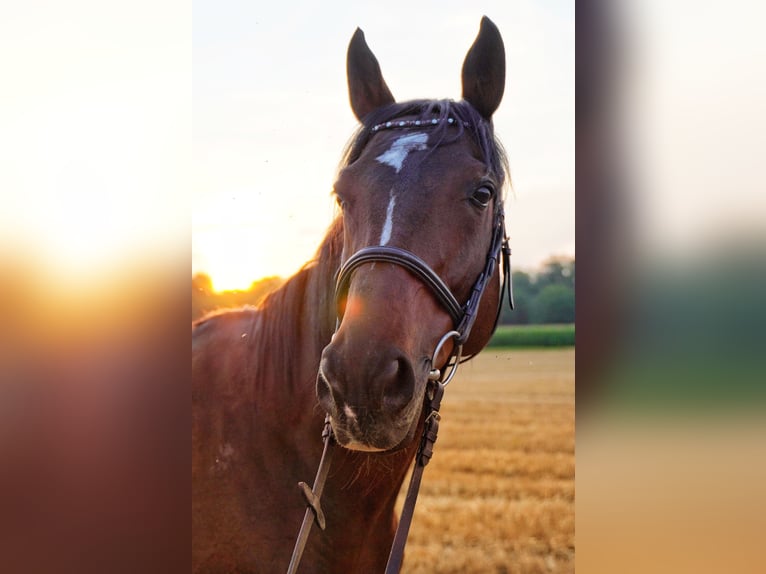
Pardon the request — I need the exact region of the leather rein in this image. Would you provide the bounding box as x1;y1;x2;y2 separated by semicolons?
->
287;131;514;574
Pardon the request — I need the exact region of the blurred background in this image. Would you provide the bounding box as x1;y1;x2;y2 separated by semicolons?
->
577;1;766;573
1;2;191;573
2;0;765;573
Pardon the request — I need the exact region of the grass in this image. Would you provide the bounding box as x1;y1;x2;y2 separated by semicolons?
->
488;324;575;348
398;348;575;573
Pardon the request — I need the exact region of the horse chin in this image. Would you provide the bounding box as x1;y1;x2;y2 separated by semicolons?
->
338;440;388;453
329;408;421;454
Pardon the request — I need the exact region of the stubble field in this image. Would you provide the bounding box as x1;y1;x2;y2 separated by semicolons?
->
398;348;575;574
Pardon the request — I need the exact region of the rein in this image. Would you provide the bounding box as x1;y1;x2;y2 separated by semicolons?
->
286;118;514;573
286;338;459;574
286;416;335;574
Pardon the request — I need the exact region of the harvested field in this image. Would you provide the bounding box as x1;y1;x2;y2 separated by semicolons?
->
399;348;575;573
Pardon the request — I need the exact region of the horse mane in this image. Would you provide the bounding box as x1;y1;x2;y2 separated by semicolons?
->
192;218;343;398
338;99;510;193
257;217;343;351
251;218;344;390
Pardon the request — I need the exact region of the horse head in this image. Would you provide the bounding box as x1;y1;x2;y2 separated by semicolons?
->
317;17;509;451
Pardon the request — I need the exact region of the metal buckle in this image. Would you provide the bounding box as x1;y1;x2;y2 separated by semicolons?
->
427;330;462;386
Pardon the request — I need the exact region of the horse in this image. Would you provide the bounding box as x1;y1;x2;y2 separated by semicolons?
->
193;16;510;573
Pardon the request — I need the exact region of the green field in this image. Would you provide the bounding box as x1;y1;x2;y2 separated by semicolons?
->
489;324;575;348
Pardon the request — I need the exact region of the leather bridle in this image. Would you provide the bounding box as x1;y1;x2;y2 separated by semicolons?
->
286;121;514;574
335;198;512;349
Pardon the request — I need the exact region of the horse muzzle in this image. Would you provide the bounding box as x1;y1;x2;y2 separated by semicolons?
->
316;341;426;452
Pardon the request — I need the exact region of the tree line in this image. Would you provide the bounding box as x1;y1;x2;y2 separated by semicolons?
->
192;274;284;321
501;257;574;325
192;256;574;325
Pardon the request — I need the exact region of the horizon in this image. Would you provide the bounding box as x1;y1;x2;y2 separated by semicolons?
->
192;253;576;294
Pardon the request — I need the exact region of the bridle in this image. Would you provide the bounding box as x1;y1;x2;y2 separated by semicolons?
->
287;116;514;573
336;199;511;349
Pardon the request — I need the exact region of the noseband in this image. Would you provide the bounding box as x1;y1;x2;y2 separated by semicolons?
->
335;196;513;354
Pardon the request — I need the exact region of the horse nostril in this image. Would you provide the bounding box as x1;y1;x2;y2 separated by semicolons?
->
317;345;417;414
316;353;344;415
381;356;415;411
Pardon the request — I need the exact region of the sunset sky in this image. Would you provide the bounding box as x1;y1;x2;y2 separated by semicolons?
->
3;0;760;295
192;1;575;291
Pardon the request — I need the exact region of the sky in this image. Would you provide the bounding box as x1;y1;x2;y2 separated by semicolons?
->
1;2;191;292
2;0;760;294
194;0;575;291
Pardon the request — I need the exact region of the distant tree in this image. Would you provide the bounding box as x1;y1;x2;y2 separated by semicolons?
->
512;269;533;293
531;284;575;324
536;257;574;291
192;273;214;320
192;272;212;294
191;273;285;322
497;257;576;325
500;270;534;324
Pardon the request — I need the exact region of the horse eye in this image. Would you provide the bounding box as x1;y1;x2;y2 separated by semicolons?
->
471;186;494;208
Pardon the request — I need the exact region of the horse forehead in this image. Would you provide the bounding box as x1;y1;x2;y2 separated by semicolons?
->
358;131;484;183
375;132;429;173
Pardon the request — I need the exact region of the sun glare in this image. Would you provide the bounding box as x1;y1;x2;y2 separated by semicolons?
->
192;190;331;295
192;227;271;293
208;265;260;293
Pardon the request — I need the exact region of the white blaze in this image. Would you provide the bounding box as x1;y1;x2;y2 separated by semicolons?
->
375;132;428;173
380;193;396;245
375;132;428;245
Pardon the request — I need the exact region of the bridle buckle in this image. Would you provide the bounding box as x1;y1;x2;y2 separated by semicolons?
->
428;330;462;386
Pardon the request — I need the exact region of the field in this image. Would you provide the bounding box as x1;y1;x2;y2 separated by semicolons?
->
488;324;575;348
398;348;575;573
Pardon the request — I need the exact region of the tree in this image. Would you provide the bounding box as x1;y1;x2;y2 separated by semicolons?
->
500;270;533;324
192;273;214;320
536;257;575;291
192;272;212;294
191;273;285;321
531;284;575;324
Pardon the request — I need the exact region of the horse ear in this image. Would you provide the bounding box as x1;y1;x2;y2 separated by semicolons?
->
347;28;395;122
461;16;506;119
